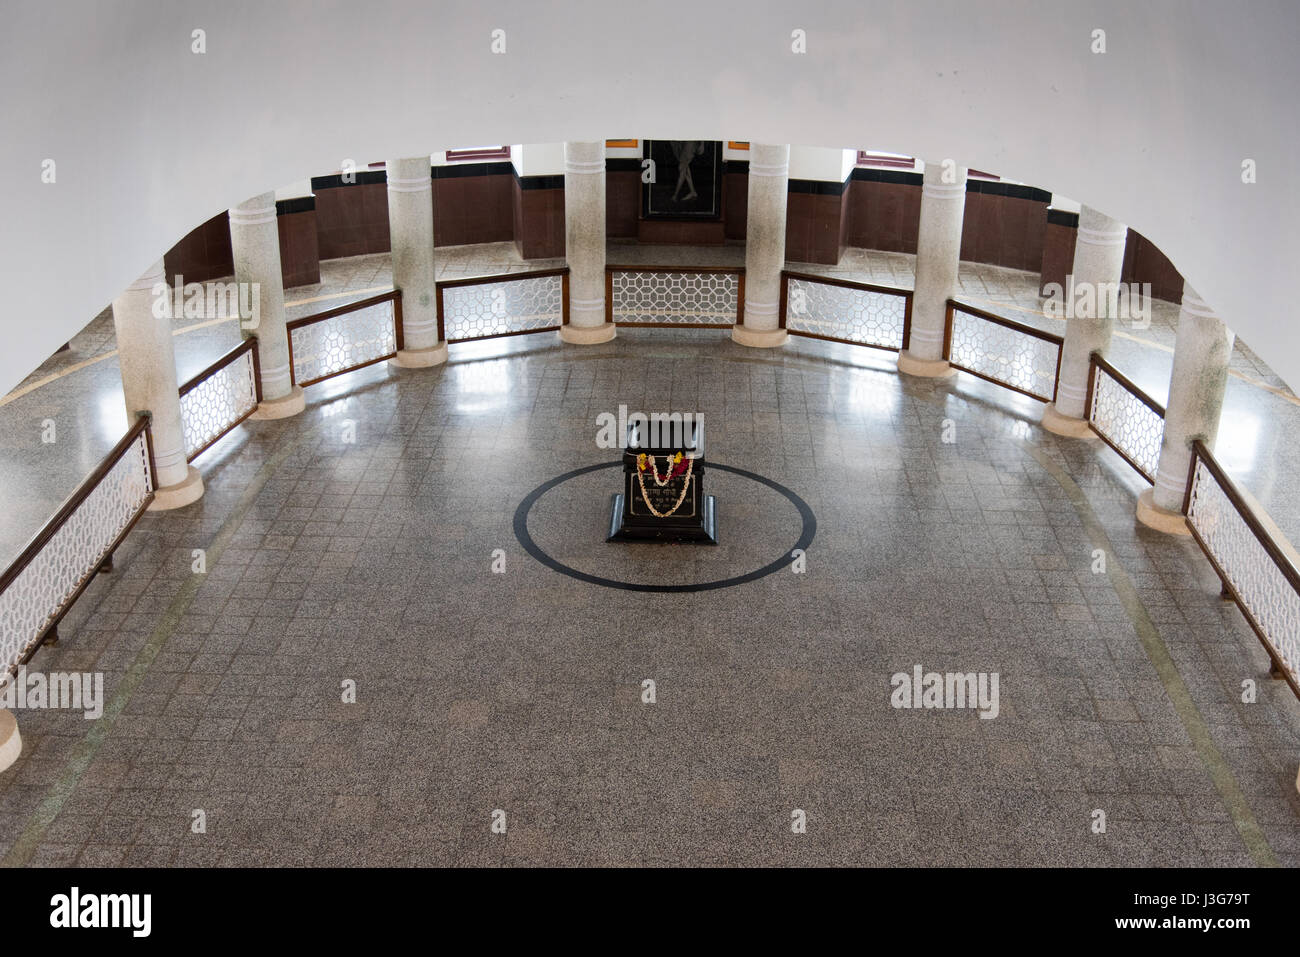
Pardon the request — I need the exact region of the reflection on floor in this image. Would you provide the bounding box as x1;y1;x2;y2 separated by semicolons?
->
0;325;1297;866
4;243;1299;570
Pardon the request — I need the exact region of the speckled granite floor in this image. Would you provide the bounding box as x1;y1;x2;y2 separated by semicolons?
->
0;327;1297;866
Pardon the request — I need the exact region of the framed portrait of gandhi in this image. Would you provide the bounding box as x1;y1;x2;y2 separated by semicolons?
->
642;140;722;220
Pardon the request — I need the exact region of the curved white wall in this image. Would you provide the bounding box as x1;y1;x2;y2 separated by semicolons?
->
2;0;1297;395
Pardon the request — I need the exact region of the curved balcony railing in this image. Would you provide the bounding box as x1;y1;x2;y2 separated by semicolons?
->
0;414;156;687
179;337;261;461
779;271;911;351
943;301;1063;403
1086;353;1165;483
287;290;403;387
13;267;1300;704
437;268;568;343
1185;439;1300;696
606;265;743;328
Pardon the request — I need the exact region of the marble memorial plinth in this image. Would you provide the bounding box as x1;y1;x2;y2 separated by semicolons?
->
607;416;717;544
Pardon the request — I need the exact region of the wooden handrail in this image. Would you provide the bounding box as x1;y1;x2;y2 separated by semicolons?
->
1188;440;1300;593
1186;439;1300;698
286;290;401;331
0;413;154;596
947;299;1065;346
436;266;570;291
1090;352;1166;418
178;337;258;398
782;270;911;299
607;265;744;275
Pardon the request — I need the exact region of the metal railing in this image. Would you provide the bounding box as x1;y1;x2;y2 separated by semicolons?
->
1086;353;1166;483
779;271;911;351
437;268;569;343
1185;440;1300;697
606;265;743;328
287;290;403;387
943;301;1063;402
0;415;156;687
179;337;261;461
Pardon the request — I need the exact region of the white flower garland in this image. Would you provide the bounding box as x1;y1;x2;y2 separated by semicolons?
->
636;454;695;518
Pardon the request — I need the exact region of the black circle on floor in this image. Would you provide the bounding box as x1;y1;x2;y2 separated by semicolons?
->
513;461;817;592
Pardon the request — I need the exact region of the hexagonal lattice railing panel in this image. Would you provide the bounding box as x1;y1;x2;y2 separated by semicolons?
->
610;270;739;325
1187;454;1300;685
442;274;564;342
785;277;906;350
948;307;1061;401
290;298;397;385
1089;366;1164;482
0;427;153;688
180;346;258;461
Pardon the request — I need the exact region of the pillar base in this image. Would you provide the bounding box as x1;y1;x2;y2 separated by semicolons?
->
559;323;617;345
392;343;449;368
896;350;955;378
0;709;20;773
1040;402;1096;438
149;465;204;511
251;385;305;420
730;326;787;348
1136;488;1190;536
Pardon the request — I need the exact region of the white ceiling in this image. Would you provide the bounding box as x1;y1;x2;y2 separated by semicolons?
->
1;0;1296;395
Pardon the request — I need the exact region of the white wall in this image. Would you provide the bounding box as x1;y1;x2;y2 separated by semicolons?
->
1050;194;1083;214
2;0;1298;394
510;143;565;177
273;179;313;201
788;146;854;183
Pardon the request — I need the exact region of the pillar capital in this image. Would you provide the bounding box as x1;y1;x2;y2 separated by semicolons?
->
746;143;790;178
563;141;605;173
386;156;432;193
1076;205;1127;248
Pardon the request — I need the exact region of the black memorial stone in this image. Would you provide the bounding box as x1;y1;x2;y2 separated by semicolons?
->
606;415;718;544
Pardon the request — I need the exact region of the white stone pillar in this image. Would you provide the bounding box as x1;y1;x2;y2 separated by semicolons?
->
112;260;204;509
229;193;304;418
559;141;615;344
897;160;966;376
1137;288;1235;534
1041;205;1128;435
732;143;790;348
0;707;19;773
387;157;447;366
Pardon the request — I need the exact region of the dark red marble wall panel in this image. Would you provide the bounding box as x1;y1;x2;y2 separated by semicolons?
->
277;208;320;288
1039;216;1077;296
163;211;234;283
433;174;513;247
314;182;391;259
961;184;1049;272
845;178;922;254
512;178;565;259
785;189;844;264
1123;229;1184;304
606;170;641;239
